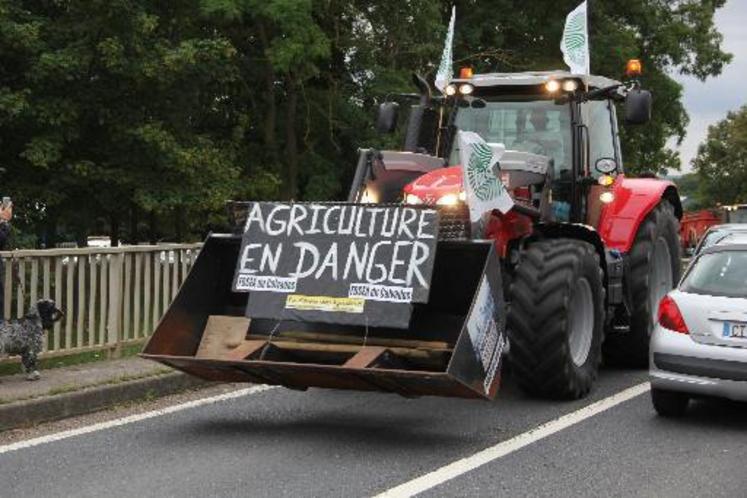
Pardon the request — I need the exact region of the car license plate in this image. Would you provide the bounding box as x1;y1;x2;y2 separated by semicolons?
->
722;322;747;339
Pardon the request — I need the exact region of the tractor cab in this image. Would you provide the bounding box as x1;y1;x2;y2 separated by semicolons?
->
359;68;653;230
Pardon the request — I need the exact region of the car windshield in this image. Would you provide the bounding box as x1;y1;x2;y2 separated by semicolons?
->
449;98;572;178
681;251;747;298
699;229;747;251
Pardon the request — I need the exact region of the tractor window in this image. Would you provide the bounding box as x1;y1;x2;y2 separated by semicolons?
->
449;98;572;179
581;100;617;176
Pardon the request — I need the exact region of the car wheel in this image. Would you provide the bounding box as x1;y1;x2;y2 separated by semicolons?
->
651;387;689;417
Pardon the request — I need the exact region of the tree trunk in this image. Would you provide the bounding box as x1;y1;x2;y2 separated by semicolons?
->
109;214;120;247
148;211;158;245
285;78;299;200
258;22;278;166
174;207;184;242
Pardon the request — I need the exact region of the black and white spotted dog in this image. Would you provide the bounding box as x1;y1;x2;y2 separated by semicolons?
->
0;299;64;380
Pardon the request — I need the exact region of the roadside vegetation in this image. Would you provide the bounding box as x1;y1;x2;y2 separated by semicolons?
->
0;0;731;247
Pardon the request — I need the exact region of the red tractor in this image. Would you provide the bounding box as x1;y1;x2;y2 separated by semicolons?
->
349;67;682;398
143;65;682;402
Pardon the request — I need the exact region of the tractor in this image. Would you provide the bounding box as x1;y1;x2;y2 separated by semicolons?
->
142;63;681;401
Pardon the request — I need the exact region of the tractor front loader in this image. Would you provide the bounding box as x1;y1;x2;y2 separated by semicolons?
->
143;62;681;401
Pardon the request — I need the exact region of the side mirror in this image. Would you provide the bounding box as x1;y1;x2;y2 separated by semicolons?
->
624;88;652;125
375;102;399;134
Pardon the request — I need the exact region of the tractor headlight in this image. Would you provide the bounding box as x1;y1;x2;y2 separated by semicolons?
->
405;193;423;205
545;79;561;93
361;188;378;203
436;191;466;206
458;83;474;95
599;191;615;204
436;193;459;206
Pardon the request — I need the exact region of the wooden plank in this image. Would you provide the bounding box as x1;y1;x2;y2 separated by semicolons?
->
161;251;170;319
171;250;179;300
261;340;450;360
143;252;151;336
16;258;25;318
65;257;74;349
195;315;251;358
3;257;11;320
223;340;268;361
42;258;51;352
43;258;51;299
53;258;62;350
152;252;160;331
123;253;132;341
88;255;97;346
273;331;451;350
133;253;142;338
181;249;188;285
77;256;85;348
343;346;388;368
0;242;202;258
107;253;123;346
29;259;38;306
99;256;108;343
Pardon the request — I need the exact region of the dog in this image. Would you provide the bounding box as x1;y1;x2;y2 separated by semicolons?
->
0;299;64;380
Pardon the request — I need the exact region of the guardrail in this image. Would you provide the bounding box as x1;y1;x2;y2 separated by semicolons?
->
1;244;201;357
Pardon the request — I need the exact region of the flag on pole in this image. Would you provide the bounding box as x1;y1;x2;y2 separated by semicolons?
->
560;0;590;74
458;131;514;222
435;6;456;94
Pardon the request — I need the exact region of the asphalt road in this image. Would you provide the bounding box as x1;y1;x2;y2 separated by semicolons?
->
1;368;745;498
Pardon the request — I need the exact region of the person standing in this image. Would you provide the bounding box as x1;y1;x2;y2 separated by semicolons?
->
0;200;12;318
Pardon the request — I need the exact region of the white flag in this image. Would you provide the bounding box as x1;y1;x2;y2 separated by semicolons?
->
434;6;456;93
560;1;590;74
458;131;514;222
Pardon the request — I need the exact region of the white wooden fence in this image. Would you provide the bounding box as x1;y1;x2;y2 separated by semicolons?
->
1;244;201;357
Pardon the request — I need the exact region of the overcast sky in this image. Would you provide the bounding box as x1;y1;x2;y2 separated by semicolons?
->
669;0;747;174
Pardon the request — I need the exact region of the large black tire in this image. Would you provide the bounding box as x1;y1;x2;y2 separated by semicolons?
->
651;388;689;417
604;201;681;367
507;239;605;399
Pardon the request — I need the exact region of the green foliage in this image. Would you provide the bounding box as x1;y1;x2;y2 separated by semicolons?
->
0;0;732;246
693;105;747;206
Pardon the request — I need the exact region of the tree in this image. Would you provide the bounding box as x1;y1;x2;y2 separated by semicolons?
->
693;105;747;206
0;0;261;245
443;0;731;176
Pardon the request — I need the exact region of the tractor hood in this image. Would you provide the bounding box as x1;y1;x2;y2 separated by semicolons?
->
403;166;463;204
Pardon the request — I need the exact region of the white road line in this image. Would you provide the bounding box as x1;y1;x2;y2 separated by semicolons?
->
373;382;651;498
0;384;275;455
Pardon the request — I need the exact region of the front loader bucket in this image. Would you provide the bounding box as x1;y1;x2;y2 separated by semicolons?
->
142;233;506;399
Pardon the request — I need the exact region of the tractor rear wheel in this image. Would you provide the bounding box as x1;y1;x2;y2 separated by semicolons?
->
507;239;605;399
604;201;681;367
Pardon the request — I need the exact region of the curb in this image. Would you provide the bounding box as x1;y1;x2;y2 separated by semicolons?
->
0;372;211;432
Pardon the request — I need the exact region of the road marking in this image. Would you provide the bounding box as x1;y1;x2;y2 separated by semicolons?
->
373;382;651;498
0;385;275;455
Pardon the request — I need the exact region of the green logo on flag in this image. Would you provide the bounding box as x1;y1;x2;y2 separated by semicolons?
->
561;4;588;70
467;142;502;202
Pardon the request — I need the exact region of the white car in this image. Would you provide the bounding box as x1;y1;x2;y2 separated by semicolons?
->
650;244;747;417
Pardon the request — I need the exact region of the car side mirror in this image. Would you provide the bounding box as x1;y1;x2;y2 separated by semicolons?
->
375;102;399;134
624;88;652;125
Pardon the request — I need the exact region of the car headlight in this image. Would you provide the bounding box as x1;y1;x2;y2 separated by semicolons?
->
405;193;423;205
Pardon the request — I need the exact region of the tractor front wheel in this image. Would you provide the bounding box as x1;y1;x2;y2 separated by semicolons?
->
507;239;605;399
604;201;681;367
